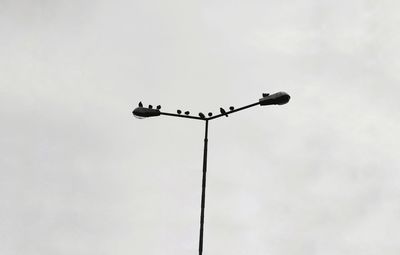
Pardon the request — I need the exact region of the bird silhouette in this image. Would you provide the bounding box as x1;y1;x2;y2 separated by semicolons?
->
185;111;190;115
220;107;228;117
199;112;206;119
177;110;182;114
262;93;270;97
148;105;153;109
138;101;143;107
156;105;161;110
229;106;234;111
208;112;213;117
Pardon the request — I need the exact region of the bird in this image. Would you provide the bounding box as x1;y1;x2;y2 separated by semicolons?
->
199;112;205;119
138;101;143;107
220;107;228;117
148;105;153;109
156;105;161;110
184;111;190;115
229;106;234;111
262;93;270;97
177;110;182;114
208;112;213;117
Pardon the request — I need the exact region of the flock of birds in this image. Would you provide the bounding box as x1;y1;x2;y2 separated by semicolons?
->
138;101;235;118
137;93;271;119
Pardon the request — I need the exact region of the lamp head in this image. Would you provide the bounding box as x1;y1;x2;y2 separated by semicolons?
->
132;107;161;119
259;92;290;106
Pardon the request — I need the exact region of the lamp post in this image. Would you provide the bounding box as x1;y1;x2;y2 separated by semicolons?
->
132;92;290;255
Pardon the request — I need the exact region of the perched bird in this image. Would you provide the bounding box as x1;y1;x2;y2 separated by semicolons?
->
262;93;270;97
208;112;213;117
156;105;161;110
229;106;234;111
177;110;182;114
138;101;143;107
148;105;153;109
220;107;228;117
199;112;206;119
185;111;190;115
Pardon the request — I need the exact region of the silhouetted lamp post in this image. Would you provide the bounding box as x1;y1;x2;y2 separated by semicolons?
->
132;92;290;255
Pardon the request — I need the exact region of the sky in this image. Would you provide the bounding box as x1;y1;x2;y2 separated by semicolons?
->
1;0;400;254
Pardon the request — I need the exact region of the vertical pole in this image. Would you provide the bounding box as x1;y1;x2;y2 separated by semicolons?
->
199;120;209;255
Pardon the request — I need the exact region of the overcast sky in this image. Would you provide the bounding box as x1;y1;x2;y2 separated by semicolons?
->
1;0;400;254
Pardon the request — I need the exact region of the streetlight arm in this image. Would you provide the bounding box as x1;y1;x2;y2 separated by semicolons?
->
159;111;204;120
207;101;260;120
207;92;290;120
133;92;289;121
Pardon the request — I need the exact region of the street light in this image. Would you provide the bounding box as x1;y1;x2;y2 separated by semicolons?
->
132;91;290;255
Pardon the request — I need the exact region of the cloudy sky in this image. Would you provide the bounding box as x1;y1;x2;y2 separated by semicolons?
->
1;0;400;254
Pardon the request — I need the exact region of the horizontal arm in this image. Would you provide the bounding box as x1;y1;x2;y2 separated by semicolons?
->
160;101;261;121
160;111;204;121
135;92;288;121
207;101;260;120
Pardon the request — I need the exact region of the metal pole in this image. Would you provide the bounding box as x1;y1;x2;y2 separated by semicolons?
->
199;120;209;255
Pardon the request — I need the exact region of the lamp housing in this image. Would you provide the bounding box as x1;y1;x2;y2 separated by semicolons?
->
132;107;161;119
259;92;290;106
